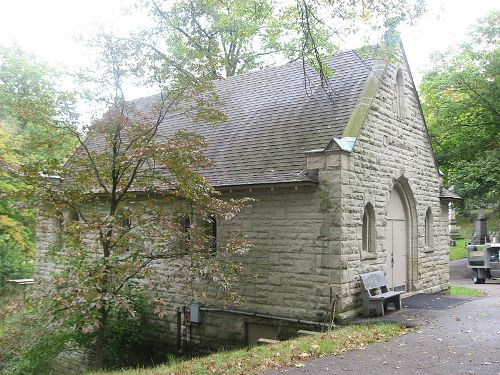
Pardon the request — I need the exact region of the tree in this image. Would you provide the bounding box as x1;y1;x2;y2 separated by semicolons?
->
135;0;425;84
141;0;278;79
1;35;252;371
0;45;77;164
0;46;77;291
420;11;499;205
0;122;35;293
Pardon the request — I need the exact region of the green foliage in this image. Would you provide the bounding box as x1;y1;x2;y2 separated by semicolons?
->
136;0;425;84
0;288;162;374
0;299;74;375
0;235;34;294
0;122;35;254
449;151;499;204
0;45;77;164
5;329;75;375
100;290;163;369
420;11;500;205
0;45;77;301
145;0;278;79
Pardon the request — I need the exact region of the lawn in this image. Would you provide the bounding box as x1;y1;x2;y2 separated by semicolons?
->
449;206;499;261
455;207;499;240
448;285;485;297
94;323;408;375
449;239;467;261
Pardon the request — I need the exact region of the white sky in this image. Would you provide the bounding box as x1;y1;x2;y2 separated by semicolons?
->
0;0;498;97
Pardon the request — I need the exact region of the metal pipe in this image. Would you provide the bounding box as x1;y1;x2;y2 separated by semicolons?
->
199;307;333;328
176;307;182;352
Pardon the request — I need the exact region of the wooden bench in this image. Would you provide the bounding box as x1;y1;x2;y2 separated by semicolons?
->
359;271;402;317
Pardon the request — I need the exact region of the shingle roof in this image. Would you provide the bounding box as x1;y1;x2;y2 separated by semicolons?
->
439;187;462;201
87;50;377;187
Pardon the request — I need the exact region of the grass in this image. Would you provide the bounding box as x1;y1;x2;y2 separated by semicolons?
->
456;207;499;240
449;206;499;261
94;323;408;375
449;239;467;261
448;285;485;297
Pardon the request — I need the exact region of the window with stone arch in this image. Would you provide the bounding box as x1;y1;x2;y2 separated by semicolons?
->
362;203;376;253
395;68;406;119
425;207;433;248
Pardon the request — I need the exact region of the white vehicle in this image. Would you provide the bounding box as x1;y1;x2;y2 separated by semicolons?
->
467;242;500;284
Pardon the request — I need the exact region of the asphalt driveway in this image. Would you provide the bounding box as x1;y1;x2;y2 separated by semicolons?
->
267;259;500;375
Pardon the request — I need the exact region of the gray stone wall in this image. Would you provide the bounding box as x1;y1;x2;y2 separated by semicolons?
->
34;212;61;287
185;186;341;348
333;63;449;315
217;188;337;318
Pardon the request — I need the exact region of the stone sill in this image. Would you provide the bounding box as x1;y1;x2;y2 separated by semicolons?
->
361;251;377;260
423;245;434;253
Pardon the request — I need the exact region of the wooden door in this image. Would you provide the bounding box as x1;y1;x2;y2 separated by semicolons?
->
385;189;407;291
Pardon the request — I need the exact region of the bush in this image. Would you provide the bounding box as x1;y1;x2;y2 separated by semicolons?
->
0;287;163;374
99;291;163;369
0;300;75;375
0;234;34;295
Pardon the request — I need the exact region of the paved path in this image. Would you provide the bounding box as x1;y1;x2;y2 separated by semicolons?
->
267;260;500;375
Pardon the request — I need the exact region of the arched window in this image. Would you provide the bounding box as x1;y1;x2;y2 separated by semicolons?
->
181;216;191;234
425;208;433;248
177;216;191;254
60;209;80;245
362;203;376;253
62;209;79;225
395;69;406;119
208;215;217;256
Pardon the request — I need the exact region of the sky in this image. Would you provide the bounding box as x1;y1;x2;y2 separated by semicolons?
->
0;0;498;97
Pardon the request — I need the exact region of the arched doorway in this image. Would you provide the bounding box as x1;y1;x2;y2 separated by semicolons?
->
385;187;408;291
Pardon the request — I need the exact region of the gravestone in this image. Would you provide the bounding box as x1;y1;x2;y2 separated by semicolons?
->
448;203;461;246
472;206;488;245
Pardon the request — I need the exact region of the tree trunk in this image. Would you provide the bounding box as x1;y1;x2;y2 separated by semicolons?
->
94;311;107;370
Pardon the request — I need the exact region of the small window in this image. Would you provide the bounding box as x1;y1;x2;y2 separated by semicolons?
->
395;69;406;119
208;216;217;256
181;216;191;234
122;216;131;229
362;203;376;253
425;208;433;248
62;209;79;225
60;209;80;245
178;216;191;253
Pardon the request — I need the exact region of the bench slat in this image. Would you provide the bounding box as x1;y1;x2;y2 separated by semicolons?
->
359;271;386;290
368;291;401;300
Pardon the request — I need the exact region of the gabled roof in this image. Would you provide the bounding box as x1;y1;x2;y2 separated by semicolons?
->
86;50;378;188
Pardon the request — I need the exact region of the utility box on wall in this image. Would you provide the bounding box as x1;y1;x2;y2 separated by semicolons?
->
190;303;201;324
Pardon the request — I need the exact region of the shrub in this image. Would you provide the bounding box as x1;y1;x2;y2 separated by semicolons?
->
0;287;163;374
0;234;34;295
